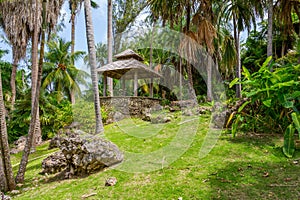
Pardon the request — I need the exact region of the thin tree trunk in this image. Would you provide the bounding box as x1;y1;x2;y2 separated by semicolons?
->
71;1;76;56
16;0;41;183
10;58;18;109
107;0;113;96
70;91;76;104
0;140;7;192
29;1;42;146
207;55;212;102
267;0;273;58
84;0;104;134
233;13;242;99
0;69;15;191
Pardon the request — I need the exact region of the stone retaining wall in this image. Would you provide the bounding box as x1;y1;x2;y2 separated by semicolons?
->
100;97;162;121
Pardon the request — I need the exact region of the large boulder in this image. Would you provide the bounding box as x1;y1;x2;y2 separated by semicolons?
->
40;151;67;175
59;130;123;177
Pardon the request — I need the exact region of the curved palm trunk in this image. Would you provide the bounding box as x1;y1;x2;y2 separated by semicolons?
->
0;70;16;191
84;0;104;134
107;0;113;96
233;13;242;99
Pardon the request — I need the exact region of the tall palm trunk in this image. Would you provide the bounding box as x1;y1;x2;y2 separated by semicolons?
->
70;1;76;104
0;69;16;192
70;0;76;55
207;55;212;102
10;57;18;109
16;0;42;183
107;0;113;96
233;13;242;99
84;0;104;134
267;0;273;59
185;0;196;101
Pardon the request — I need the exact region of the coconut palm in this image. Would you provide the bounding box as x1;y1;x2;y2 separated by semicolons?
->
218;0;264;98
84;42;108;67
42;37;88;104
84;0;104;134
15;0;64;184
274;0;300;57
0;1;31;109
0;50;15;192
69;0;99;54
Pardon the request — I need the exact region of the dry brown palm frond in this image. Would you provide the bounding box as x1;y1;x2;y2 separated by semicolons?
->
196;18;216;54
179;30;199;64
0;0;64;61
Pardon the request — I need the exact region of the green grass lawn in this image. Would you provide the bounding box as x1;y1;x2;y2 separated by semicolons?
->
9;112;300;200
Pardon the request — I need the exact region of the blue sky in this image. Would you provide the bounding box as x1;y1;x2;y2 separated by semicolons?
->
0;0;108;71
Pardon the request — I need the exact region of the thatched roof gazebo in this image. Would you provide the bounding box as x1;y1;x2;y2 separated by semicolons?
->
97;49;162;97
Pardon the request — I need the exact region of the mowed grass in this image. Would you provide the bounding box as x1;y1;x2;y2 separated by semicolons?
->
9;112;300;200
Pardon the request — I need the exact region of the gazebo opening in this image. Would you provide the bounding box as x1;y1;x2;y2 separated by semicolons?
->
97;49;163;97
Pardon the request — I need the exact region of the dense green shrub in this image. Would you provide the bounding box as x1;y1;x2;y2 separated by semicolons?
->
230;57;299;134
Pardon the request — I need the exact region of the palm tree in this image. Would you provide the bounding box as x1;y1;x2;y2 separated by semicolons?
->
16;0;64;184
84;42;108;66
0;50;15;192
0;1;31;109
84;0;104;134
43;38;88;104
274;0;300;57
267;0;273;59
219;0;264;98
107;0;113;97
69;0;99;55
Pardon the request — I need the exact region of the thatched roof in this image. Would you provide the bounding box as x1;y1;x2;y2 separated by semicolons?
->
97;58;162;80
114;49;144;61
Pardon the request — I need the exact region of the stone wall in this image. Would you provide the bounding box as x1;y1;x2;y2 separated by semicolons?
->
100;97;162;122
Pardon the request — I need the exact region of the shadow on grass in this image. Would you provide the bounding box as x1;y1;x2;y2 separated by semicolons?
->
209;160;300;200
43;167;107;184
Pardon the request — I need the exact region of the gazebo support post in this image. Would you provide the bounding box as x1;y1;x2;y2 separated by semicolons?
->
121;77;126;96
134;71;138;97
103;75;107;97
149;78;153;98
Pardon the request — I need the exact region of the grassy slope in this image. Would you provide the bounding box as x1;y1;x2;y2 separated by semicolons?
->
10;113;300;200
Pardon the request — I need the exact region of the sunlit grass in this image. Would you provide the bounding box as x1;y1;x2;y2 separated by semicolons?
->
8;112;300;200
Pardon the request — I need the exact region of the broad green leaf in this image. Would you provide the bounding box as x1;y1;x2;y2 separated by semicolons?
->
262;99;272;107
229;78;239;88
290;91;300;99
231;115;240;138
260;56;272;71
282;101;294;108
291;113;300;139
238;101;250;112
226;112;235;128
283;124;295;158
246;89;261;97
242;66;251;80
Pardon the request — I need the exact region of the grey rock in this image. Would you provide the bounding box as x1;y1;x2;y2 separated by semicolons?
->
1;192;11;200
48;136;61;150
40;151;67;175
113;112;124;122
182;109;194;116
105;177;117;186
59;130;123;176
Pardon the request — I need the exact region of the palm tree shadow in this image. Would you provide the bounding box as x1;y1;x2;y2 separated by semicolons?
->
43;167;107;184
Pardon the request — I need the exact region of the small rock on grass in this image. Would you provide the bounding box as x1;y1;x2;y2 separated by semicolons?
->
105;177;117;186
